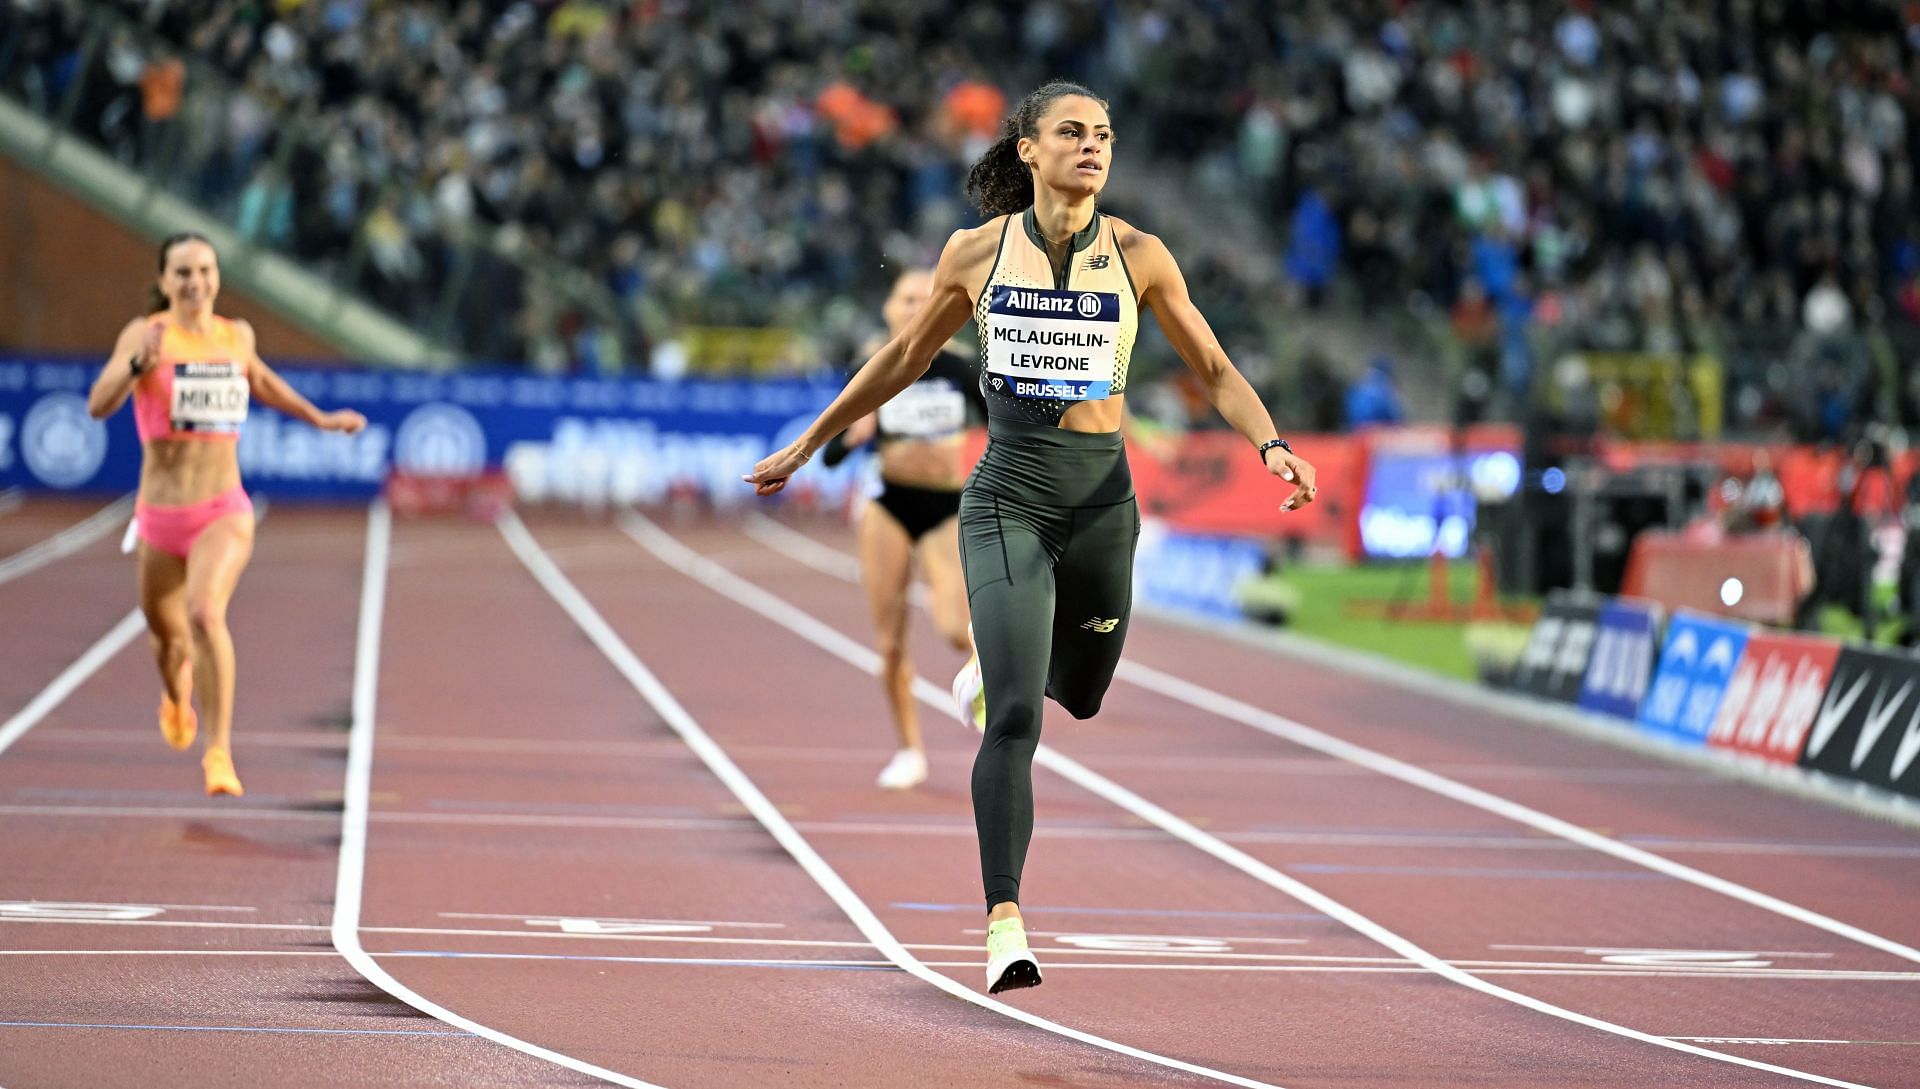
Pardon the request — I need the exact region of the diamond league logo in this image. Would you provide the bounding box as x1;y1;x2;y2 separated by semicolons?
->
393;402;487;478
21;392;108;487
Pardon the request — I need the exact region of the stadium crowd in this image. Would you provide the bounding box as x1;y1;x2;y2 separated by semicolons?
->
3;0;1916;439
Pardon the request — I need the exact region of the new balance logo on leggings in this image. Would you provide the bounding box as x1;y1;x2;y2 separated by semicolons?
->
1080;617;1119;633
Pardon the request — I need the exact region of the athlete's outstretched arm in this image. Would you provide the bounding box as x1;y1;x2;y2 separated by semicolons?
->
238;322;366;433
745;230;987;496
88;318;165;419
1127;230;1317;511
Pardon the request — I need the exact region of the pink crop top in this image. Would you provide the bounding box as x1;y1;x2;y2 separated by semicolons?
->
132;316;252;443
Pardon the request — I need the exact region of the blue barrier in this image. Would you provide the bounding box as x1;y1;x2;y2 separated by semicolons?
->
1636;611;1750;747
1577;598;1665;721
0;359;867;506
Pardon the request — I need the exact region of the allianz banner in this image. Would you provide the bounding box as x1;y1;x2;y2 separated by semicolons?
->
1576;597;1664;720
1800;645;1920;799
1512;593;1602;703
1636;611;1750;747
0;359;864;505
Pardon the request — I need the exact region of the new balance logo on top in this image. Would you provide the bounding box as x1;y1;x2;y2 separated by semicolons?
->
1080;617;1119;633
1084;254;1111;270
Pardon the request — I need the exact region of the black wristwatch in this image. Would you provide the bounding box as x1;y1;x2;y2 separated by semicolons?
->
128;351;148;377
1257;437;1292;465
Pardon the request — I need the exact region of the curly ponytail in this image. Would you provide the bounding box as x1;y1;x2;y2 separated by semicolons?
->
964;79;1108;219
147;231;213;313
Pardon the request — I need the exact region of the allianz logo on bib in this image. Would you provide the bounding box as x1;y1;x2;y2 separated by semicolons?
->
1007;289;1074;312
992;287;1116;321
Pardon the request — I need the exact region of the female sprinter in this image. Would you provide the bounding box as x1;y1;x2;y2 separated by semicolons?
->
819;267;986;791
746;81;1317;993
88;232;366;796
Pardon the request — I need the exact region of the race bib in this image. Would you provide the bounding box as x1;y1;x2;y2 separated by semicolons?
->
983;286;1119;401
170;361;249;434
878;381;967;438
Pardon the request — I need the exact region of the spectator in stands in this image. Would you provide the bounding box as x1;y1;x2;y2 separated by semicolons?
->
1344;356;1405;430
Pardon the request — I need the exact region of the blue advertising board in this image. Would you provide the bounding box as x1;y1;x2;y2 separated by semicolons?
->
1134;522;1269;620
1577;597;1665;720
1635;611;1750;747
0;358;865;506
1358;446;1521;559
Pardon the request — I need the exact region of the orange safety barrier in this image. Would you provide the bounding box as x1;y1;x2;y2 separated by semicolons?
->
1619;527;1812;626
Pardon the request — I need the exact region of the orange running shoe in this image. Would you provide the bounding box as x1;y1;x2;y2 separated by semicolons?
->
158;664;197;751
202;746;243;797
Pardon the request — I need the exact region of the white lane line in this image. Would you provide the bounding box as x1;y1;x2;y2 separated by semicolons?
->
7;795;1919;860
331;501;670;1089
747;512;1920;970
0;610;145;759
0;494;133;586
503;510;1289;1089
674;511;1885;1088
5;919;1918;980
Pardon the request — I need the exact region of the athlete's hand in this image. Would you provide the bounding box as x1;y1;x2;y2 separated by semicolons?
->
319;409;367;434
743;441;813;496
134;319;167;373
1267;449;1317;512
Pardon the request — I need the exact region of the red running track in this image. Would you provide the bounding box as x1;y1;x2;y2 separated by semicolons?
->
0;497;1915;1089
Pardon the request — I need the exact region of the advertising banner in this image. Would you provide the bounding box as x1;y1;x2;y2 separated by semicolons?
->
0;359;866;506
1800;645;1920;799
1635;611;1750;747
1706;631;1843;765
1577;597;1664;720
1512;593;1603;704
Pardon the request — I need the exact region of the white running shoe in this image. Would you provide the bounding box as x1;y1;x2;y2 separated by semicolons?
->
875;748;928;790
951;655;986;730
985;917;1042;993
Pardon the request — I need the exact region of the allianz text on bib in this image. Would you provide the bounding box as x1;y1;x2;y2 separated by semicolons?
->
171;361;249;435
984;287;1120;401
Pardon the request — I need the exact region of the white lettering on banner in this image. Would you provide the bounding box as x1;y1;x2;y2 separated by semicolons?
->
1892;706;1920;781
504;417;771;508
1767;659;1832;758
1702;636;1739;675
1681;684;1723;737
1553;622;1596;679
1807;670;1870;758
1588;628;1654;702
1853;678;1915;770
1522;618;1563;672
237;416;391;482
1644;674;1686;724
0;413;13;471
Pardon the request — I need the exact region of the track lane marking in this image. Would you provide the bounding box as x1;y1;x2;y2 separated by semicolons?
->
331;501;672;1089
0;611;145;759
503;510;1293;1089
745;513;1920;964
689;511;1888;1088
0;494;133;586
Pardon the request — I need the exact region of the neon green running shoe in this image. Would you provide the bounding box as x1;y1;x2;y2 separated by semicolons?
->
985;916;1042;993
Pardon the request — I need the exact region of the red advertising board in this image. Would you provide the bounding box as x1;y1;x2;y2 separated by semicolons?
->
1127;431;1365;553
1707;631;1844;765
